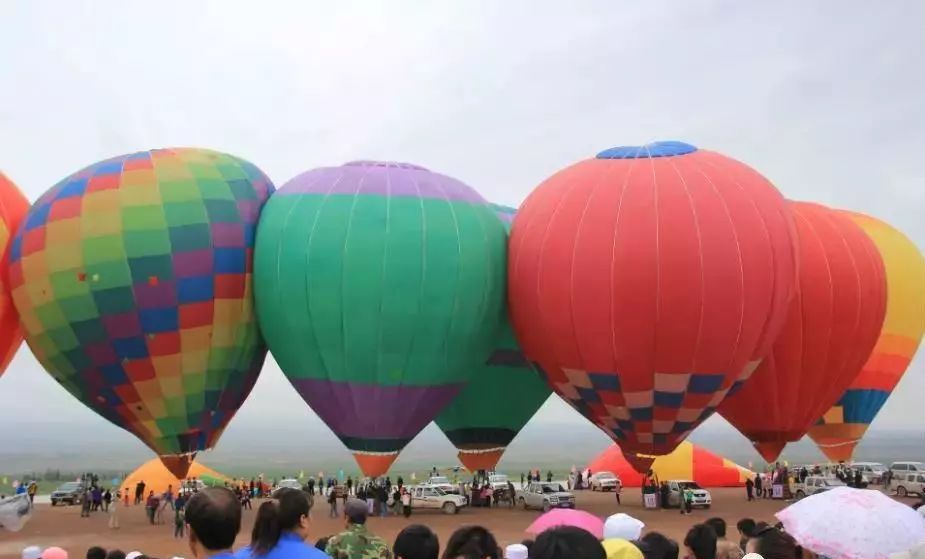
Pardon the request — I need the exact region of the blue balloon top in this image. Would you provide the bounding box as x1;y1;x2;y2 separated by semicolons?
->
596;141;697;159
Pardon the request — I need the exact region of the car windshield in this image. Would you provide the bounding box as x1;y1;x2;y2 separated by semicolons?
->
58;482;80;490
542;483;565;493
823;479;846;487
678;482;702;490
597;472;616;479
430;477;449;484
430;486;447;496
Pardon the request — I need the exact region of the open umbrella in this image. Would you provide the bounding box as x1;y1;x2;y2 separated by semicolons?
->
776;486;925;558
526;509;603;539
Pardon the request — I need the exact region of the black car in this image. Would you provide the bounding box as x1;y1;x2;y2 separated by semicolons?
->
50;482;85;506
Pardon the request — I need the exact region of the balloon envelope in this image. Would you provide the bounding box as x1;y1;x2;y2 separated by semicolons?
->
808;212;925;461
719;202;887;462
9;148;273;477
0;172;29;377
435;204;552;472
254;161;506;476
508;141;797;468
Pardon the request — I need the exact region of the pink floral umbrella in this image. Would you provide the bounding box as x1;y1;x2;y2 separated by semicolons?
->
776;486;925;558
526;509;604;539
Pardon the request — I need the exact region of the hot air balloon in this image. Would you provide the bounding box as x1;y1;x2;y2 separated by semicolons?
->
718;202;887;462
9;148;273;478
808;212;925;462
254;161;506;477
508;141;797;472
0;172;29;376
435;204;552;472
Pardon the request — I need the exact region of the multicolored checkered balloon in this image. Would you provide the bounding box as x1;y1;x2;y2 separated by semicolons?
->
0;171;29;377
9;148;273;478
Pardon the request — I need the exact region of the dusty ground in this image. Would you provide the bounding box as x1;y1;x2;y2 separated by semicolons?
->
3;488;919;558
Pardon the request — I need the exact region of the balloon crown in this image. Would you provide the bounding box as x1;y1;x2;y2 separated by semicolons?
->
344;160;428;171
596;141;697;159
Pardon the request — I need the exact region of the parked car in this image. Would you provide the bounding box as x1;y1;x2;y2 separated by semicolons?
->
894;472;925;498
50;481;85;506
665;480;712;509
589;471;621;492
850;462;888;484
890;462;925;479
517;482;575;512
410;484;467;514
425;476;459;494
487;473;510;491
794;476;846;499
273;478;303;497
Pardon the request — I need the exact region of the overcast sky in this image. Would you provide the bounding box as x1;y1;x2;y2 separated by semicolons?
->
1;1;923;457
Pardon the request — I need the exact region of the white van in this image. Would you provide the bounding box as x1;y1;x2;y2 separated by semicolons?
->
890;462;924;479
894;472;925;498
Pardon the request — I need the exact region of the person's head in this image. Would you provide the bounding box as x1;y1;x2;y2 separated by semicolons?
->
249;488;312;554
639;532;679;559
530;527;605;559
314;537;330;551
704;517;727;538
42;548;68;559
87;548;106;559
736;518;756;538
344;498;368;527
504;543;529;559
745;524;798;559
394;525;439;559
185;487;242;557
683;524;717;559
21;546;42;559
104;552;125;559
601;539;643;559
442;526;500;559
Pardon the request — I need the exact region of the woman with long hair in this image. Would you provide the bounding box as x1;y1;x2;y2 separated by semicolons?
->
235;488;327;558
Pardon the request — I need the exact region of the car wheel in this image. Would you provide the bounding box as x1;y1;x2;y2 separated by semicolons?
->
897;486;908;497
442;502;457;515
795;490;805;499
51;500;57;507
542;501;551;513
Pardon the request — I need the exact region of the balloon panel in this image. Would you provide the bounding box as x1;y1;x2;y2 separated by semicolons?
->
0;172;29;377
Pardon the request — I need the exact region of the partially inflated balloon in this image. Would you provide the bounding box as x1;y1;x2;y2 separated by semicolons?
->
808;212;925;462
9;149;273;477
0;172;29;376
509;141;797;471
435;204;552;472
718;202;887;462
254;161;506;477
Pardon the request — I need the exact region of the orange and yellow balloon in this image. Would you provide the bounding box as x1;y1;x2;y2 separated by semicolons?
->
808;212;925;462
0;171;29;376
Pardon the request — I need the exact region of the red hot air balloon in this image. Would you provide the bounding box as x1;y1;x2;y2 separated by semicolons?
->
718;202;887;462
508;141;797;471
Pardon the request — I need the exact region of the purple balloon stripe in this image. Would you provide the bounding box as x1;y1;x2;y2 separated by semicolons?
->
290;379;463;440
277;162;488;205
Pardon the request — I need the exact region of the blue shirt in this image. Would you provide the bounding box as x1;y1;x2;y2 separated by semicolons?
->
235;532;328;559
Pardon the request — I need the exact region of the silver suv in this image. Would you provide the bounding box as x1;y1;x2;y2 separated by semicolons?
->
516;482;575;512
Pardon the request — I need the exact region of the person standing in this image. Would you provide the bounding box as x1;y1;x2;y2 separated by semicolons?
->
745;476;754;501
325;499;391;559
134;481;145;506
327;487;338;518
109;490;120;530
401;488;412;518
103;488;112;512
346;476;353;497
26;481;37;504
81;487;92;518
754;473;763;499
614;482;621;505
174;495;186;539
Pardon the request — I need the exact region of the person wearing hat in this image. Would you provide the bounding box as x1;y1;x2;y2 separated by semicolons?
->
504;544;528;559
41;548;68;559
324;498;391;559
21;546;42;559
603;513;644;541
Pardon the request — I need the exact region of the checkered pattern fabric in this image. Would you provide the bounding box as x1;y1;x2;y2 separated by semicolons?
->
9;148;273;459
538;363;728;455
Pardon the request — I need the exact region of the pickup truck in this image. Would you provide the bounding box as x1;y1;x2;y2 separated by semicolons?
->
666;480;711;509
410;484;467;514
516;482;575;512
793;476;846;499
50;482;85;506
